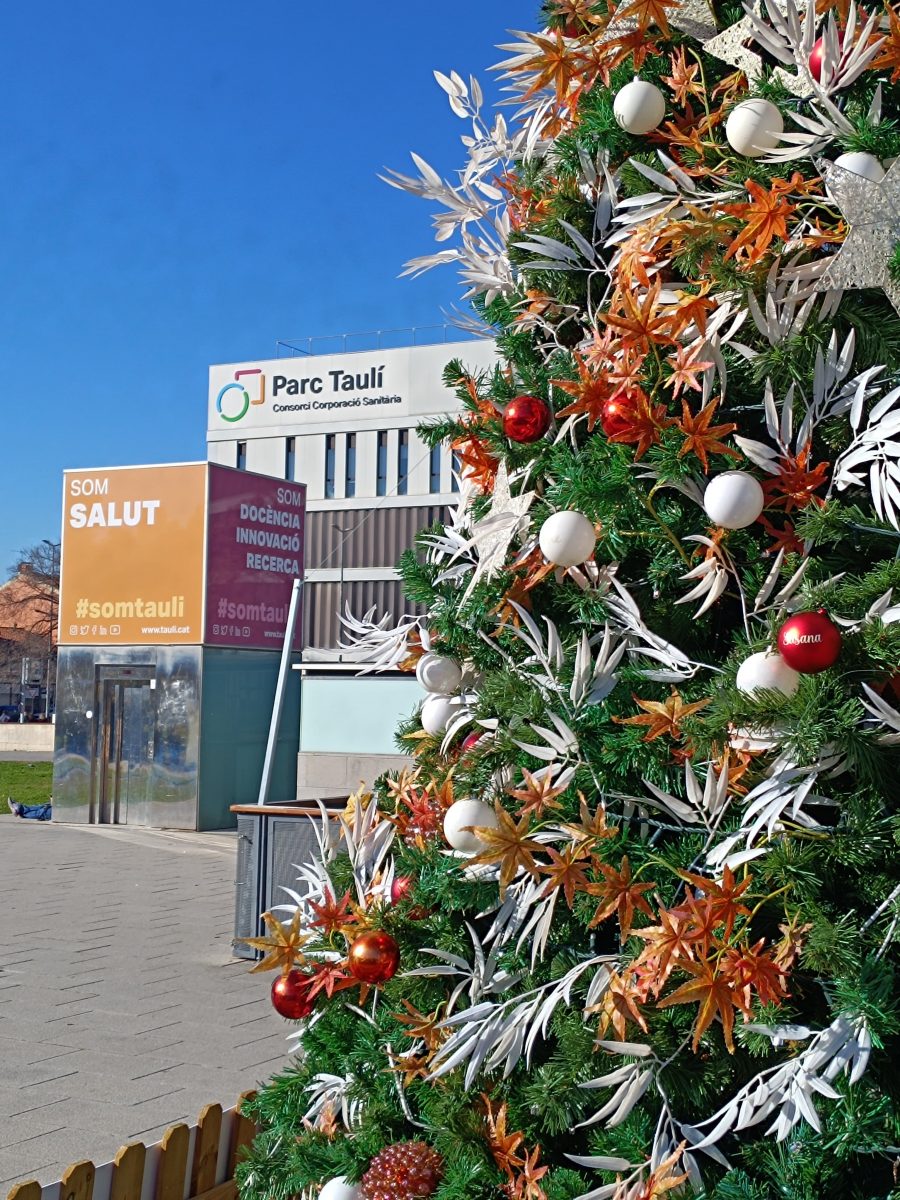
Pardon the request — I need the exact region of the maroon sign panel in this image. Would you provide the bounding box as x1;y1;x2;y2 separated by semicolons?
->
204;464;306;649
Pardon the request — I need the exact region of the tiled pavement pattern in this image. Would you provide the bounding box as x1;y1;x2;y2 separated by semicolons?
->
0;821;290;1190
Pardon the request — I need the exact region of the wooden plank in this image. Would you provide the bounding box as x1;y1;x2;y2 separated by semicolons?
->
227;1091;257;1174
6;1183;42;1200
60;1161;95;1200
190;1103;223;1196
155;1123;190;1200
192;1183;236;1200
110;1143;146;1200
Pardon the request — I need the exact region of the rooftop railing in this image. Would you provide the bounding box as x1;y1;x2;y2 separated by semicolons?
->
275;323;487;358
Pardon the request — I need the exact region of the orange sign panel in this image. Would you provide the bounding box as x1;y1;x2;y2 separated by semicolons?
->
59;464;207;645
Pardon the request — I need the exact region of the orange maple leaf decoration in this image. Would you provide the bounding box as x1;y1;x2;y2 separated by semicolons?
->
509;1145;549;1200
483;1097;527;1181
632;907;697;993
604;388;670;459
664;345;714;398
720;940;789;1015
394;999;447;1054
507;767;571;819
554;353;612;431
673;865;753;941
669;284;716;337
870;2;900;81
307;889;360;939
589;855;657;938
505;29;586;102
539;843;593;907
631;1143;690;1198
452;433;499;493
602;277;676;349
758;516;805;556
614;0;679;34
675;397;739;472
588;967;650;1040
663;46;705;104
615;690;711;741
657;955;742;1051
466;804;544;899
557;793;619;852
763;444;830;512
722;174;814;265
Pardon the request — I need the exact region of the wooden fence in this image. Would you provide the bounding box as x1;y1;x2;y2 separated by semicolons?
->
6;1092;257;1200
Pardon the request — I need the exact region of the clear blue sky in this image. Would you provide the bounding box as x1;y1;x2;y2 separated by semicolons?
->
0;0;533;573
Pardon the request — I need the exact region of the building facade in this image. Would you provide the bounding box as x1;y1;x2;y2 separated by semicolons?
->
206;337;496;655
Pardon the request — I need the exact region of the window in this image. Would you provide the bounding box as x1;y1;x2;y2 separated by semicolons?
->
451;450;460;493
285;436;296;480
236;441;247;471
398;429;409;496
429;443;442;494
345;434;356;498
325;434;336;499
376;432;388;497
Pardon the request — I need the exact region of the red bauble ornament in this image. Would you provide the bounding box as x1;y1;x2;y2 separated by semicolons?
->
361;1141;444;1200
808;34;842;82
460;731;481;753
502;394;551;443
390;875;414;904
270;970;316;1019
777;610;842;673
600;393;632;438
347;931;400;984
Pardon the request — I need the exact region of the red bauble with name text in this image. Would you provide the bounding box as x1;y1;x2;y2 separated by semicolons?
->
502;394;551;443
777;610;842;673
347;931;400;984
270;970;316;1019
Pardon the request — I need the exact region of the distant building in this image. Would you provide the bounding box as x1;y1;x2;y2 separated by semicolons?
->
206;335;497;656
206;334;496;800
0;564;58;716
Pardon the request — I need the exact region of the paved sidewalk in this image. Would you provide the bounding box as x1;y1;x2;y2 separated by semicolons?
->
0;820;291;1190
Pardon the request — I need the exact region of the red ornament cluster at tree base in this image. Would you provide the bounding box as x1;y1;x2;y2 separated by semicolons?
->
347;931;401;984
502;394;552;443
361;1141;444;1200
777;609;842;673
270;970;316;1019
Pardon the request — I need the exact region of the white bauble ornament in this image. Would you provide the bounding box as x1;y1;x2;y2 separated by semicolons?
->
416;653;463;695
613;79;666;134
703;471;765;529
443;798;499;854
735;650;800;697
319;1179;362;1200
420;694;457;736
833;151;885;183
539;510;596;567
725;99;783;157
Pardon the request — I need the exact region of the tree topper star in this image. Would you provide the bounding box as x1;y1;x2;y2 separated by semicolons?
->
821;158;900;317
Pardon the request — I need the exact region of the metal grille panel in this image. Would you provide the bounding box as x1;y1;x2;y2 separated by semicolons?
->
233;815;261;959
266;816;324;912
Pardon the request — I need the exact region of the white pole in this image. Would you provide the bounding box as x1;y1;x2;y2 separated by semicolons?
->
257;577;303;807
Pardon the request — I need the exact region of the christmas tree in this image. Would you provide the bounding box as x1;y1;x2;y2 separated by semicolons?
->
237;1;900;1196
